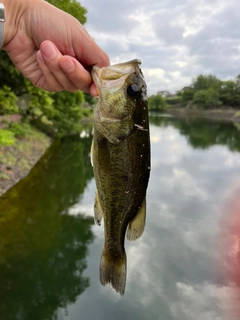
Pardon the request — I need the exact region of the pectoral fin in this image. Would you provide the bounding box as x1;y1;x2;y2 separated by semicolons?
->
127;197;146;241
90;139;94;167
94;189;103;226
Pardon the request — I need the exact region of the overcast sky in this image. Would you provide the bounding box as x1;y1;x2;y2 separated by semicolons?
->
80;0;240;95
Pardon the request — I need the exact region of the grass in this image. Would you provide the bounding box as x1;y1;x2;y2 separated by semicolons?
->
0;152;16;167
0;124;51;182
0;173;9;180
234;111;240;118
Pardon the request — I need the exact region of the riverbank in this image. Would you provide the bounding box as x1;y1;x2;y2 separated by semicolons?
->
0;127;51;197
166;107;240;123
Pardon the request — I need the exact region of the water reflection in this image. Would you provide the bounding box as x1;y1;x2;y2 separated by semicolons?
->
1;117;240;319
150;114;240;151
0;127;94;320
145;116;240;320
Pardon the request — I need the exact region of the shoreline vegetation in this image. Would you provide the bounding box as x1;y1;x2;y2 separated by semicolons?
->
0;123;51;197
148;74;240;113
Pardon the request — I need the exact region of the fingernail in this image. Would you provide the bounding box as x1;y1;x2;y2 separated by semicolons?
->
61;59;75;72
36;50;44;62
42;43;57;59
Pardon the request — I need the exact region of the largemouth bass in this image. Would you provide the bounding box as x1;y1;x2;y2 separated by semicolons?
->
91;59;150;295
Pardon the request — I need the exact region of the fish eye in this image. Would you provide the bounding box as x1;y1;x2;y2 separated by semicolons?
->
127;84;140;98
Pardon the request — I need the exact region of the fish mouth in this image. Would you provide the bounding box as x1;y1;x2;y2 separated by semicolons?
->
91;59;142;94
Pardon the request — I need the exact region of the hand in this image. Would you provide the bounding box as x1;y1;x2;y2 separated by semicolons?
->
2;0;110;95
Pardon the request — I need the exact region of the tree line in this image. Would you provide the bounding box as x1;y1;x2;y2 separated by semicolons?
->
148;74;240;111
0;0;95;136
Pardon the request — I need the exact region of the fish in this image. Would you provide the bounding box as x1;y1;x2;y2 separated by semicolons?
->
91;59;150;295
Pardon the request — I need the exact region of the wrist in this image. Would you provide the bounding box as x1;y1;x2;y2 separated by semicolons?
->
0;3;4;49
1;0;29;47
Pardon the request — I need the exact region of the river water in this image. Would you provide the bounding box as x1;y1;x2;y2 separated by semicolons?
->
1;115;240;320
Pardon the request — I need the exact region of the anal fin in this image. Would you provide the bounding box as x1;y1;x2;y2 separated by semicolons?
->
127;197;146;241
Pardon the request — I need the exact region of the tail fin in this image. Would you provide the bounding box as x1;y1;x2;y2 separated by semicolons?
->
99;250;126;295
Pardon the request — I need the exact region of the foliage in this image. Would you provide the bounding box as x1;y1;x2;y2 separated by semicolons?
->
8;122;32;138
148;94;168;110
193;88;221;109
219;80;235;106
0;86;18;115
47;0;87;24
0;130;15;146
24;79;54;115
179;74;240;109
165;96;181;106
84;93;97;106
0;122;44;147
193;74;221;92
179;88;194;104
219;79;240;107
0;51;25;96
49;90;85;134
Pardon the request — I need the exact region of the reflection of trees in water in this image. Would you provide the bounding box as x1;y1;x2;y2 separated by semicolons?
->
0;132;94;320
0;214;93;320
149;114;175;128
149;115;240;152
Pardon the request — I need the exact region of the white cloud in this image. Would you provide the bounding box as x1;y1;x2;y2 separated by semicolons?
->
171;282;231;320
80;0;240;94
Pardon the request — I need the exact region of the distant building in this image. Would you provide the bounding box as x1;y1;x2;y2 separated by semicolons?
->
157;90;171;98
178;86;193;93
157;90;176;98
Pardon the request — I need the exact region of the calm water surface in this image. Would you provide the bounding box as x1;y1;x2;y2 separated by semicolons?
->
1;116;240;320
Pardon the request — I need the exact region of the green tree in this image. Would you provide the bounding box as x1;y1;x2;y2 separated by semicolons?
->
0;86;18;115
193;74;221;92
47;0;87;24
193;88;221;109
179;87;194;105
0;51;25;96
235;74;240;88
50;90;85;134
219;80;235;106
232;75;240;106
218;75;240;107
148;94;167;110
